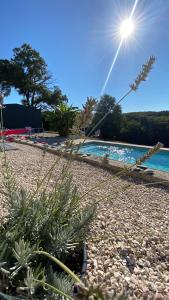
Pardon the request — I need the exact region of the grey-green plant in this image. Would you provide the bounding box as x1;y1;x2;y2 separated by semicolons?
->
33;250;128;300
0;146;96;298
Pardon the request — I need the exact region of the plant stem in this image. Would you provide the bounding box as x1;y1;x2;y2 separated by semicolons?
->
116;89;132;106
35;250;82;284
0;107;5;153
34;279;74;300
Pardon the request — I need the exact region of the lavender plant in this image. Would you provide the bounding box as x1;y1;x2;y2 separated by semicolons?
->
0;149;96;298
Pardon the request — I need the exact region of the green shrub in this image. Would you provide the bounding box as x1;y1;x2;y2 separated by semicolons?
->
0;156;96;298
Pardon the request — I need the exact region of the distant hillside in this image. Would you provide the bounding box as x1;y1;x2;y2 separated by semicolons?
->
120;111;169;147
124;111;169;118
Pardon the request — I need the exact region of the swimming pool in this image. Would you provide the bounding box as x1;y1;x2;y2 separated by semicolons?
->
78;142;169;172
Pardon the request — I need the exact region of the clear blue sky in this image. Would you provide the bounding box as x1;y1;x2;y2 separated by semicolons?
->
1;0;169;112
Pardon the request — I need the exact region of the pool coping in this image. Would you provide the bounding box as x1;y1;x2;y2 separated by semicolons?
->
12;138;169;188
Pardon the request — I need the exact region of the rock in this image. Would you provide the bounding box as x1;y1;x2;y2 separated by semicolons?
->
154;293;164;300
132;166;142;172
104;259;111;267
124;276;131;284
138;259;145;268
126;254;136;271
93;259;98;268
97;270;104;277
136;164;148;170
143;168;154;175
132;240;140;246
90;246;97;252
113;272;121;280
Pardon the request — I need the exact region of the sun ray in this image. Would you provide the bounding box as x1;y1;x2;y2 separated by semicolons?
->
130;0;139;18
101;0;139;95
101;39;123;95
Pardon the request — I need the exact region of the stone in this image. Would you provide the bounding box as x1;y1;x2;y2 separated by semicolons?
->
124;276;131;284
143;168;154;175
132;166;142;172
136;164;148;170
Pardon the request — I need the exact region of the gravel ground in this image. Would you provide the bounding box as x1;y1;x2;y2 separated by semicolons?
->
0;143;169;299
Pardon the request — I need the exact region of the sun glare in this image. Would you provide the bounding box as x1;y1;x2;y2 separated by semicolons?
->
120;18;134;39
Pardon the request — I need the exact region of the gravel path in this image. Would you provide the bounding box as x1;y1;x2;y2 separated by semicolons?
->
0;143;169;299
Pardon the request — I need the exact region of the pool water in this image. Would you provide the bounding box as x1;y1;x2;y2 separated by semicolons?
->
78;142;169;172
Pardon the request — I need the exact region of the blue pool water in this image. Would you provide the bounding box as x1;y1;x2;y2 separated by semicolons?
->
78;142;169;172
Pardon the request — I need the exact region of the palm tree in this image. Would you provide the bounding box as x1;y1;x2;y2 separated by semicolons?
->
55;103;78;136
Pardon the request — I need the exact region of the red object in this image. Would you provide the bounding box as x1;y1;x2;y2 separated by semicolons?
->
0;129;29;136
6;137;15;142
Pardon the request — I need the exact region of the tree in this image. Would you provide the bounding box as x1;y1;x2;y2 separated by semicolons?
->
120;117;145;144
0;59;14;96
45;103;78;136
23;86;68;109
0;83;11;97
11;43;51;106
92;94;122;140
0;44;67;108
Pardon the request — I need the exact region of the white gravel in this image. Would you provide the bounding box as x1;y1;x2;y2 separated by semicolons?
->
1;143;169;299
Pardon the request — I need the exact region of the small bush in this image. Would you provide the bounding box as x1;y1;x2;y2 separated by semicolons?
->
0;157;96;298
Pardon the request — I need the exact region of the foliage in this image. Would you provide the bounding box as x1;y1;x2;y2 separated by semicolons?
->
0;44;67;108
44;103;78;136
0;43;50;107
120;111;169;147
32;86;68;110
34;251;128;300
0;82;11;97
42;110;54;131
120;117;146;144
91;95;122;140
0;154;96;298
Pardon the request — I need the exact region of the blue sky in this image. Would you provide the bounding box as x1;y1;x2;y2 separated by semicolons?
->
1;0;169;112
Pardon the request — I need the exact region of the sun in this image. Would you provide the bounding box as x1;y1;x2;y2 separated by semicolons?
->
120;18;134;39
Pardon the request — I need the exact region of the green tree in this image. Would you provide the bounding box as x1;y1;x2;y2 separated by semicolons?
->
26;86;68;109
120;117;145;144
0;82;11;97
0;44;67;108
46;103;78;136
0;59;15;96
92;94;122;140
